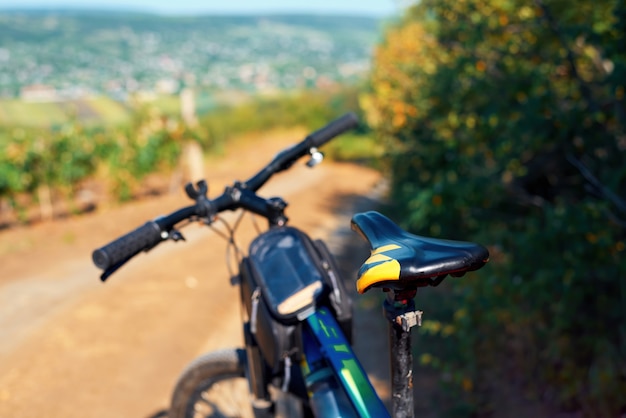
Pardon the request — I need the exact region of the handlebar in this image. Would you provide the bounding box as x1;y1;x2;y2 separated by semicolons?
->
92;205;198;272
307;112;360;148
243;112;358;191
92;112;359;280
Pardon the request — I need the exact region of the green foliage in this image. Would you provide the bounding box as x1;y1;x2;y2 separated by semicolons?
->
0;124;91;195
365;0;626;414
96;106;188;200
0;106;186;207
323;133;384;165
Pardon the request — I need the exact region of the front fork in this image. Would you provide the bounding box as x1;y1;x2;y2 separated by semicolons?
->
384;289;423;418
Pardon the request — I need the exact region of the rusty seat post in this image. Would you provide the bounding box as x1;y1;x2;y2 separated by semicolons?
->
383;288;421;418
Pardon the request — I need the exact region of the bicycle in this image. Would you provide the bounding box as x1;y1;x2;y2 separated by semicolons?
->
92;113;489;418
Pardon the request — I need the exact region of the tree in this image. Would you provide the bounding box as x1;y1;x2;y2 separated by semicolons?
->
364;0;625;414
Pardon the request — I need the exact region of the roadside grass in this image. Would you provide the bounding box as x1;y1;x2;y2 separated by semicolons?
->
85;96;130;125
0;99;67;127
325;132;384;167
0;94;175;128
150;94;180;116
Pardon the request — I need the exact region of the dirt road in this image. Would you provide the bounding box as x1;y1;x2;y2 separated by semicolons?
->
0;129;387;418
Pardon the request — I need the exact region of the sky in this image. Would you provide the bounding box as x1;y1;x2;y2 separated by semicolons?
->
0;0;404;16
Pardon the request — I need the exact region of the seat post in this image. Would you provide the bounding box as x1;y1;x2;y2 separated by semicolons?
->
384;289;421;418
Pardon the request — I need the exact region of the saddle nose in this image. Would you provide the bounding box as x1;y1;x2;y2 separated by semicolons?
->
351;211;489;294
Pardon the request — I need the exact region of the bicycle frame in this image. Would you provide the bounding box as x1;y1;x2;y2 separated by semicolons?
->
242;293;420;418
302;296;422;418
303;307;390;417
236;221;423;417
237;225;391;417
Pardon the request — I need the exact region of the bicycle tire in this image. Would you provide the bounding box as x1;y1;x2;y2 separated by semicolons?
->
169;348;253;418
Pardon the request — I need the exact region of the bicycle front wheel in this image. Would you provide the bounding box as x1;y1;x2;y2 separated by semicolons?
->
169;348;253;418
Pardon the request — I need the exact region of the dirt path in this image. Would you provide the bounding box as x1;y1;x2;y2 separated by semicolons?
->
0;129;386;418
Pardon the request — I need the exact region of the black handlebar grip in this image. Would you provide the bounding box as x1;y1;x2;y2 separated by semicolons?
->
307;112;359;148
92;221;163;270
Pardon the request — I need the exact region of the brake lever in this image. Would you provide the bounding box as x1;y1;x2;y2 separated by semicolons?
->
168;229;186;242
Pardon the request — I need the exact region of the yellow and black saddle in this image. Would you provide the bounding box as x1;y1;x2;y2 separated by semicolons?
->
351;211;489;294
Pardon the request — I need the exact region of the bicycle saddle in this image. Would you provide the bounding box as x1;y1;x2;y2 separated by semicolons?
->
351;211;489;294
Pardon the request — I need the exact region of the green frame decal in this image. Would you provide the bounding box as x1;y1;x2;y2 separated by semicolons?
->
305;308;390;417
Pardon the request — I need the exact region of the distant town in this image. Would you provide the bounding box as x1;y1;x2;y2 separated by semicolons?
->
0;10;383;102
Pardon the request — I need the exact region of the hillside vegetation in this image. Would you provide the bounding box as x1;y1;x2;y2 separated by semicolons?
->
0;87;378;225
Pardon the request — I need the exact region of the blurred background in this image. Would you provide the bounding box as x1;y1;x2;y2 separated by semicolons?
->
0;0;624;416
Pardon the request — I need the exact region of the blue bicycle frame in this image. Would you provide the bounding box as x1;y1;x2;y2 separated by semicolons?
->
302;307;390;418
